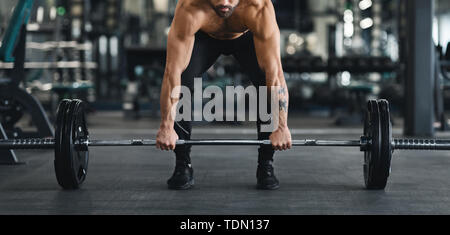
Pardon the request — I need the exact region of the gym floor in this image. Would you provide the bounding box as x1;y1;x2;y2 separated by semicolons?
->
1;113;450;215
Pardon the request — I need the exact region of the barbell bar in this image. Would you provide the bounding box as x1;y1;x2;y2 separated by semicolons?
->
3;137;450;150
1;99;450;190
0;138;362;149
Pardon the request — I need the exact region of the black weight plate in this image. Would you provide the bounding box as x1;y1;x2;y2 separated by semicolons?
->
54;99;89;189
376;99;393;188
69;100;89;186
363;100;382;189
54;99;71;188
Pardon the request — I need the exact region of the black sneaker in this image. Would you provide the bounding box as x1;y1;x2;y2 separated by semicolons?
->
167;163;194;190
256;161;280;190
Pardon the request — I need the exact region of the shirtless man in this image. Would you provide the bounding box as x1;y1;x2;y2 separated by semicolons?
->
156;0;292;190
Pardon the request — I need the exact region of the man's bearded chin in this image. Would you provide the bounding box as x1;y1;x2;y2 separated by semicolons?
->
214;5;236;18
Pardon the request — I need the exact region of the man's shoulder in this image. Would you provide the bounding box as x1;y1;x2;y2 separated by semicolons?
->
239;0;278;38
241;0;271;11
238;0;273;20
174;0;209;25
171;0;207;36
239;0;274;22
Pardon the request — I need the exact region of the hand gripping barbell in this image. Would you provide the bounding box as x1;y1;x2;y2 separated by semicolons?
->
0;99;449;190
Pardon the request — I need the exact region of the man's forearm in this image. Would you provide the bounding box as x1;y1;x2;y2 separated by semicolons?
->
159;72;181;129
266;73;289;129
276;84;289;128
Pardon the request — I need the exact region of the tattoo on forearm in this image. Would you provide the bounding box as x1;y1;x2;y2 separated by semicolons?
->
278;87;288;112
279;100;288;112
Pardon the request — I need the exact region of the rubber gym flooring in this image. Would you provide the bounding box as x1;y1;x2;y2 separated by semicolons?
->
1;113;450;215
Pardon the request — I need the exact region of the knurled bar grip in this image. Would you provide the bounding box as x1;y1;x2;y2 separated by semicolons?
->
0;138;55;149
392;139;450;150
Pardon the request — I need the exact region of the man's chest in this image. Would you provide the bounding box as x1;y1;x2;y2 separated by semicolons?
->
200;15;249;38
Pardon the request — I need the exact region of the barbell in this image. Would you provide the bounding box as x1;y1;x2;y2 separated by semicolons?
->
1;99;449;190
